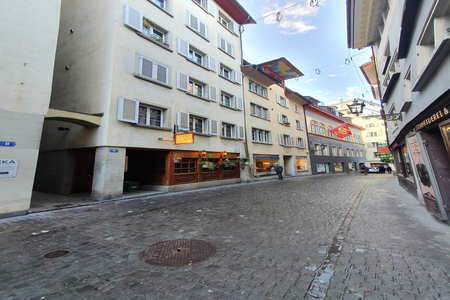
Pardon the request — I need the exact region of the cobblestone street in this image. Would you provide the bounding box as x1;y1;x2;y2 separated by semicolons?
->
1;174;449;300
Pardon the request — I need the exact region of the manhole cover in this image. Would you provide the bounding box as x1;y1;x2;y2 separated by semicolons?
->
43;250;69;258
140;239;216;267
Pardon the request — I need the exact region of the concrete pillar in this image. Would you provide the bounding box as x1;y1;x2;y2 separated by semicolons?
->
91;147;126;200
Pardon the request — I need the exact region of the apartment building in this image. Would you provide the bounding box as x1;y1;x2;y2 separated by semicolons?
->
305;101;366;175
332;99;388;167
242;59;312;179
34;0;256;203
0;1;61;218
347;0;450;220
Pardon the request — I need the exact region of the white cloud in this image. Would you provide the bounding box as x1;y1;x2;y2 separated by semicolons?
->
329;73;346;77
306;79;317;84
261;1;325;35
346;86;362;97
315;90;323;93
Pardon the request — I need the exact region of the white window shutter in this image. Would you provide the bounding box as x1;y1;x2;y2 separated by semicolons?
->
287;117;291;125
276;93;281;104
177;71;189;92
189;13;199;31
300;121;304;130
219;36;226;52
208;55;217;72
209;119;219;135
286;99;290;108
227;42;234;56
177;111;190;131
233;22;240;36
177;37;189;57
155;64;168;85
278;133;284;145
199;21;207;38
117;97;139;123
237;125;245;139
234;70;242;84
291;137;295;147
235;96;243;110
208;85;218;102
294;104;298;112
139;57;154;80
207;0;216;16
277;113;282;124
124;4;143;32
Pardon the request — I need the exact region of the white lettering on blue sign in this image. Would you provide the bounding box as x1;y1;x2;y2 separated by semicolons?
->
0;141;16;147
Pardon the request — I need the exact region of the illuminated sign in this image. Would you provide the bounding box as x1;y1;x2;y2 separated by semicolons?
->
174;133;194;145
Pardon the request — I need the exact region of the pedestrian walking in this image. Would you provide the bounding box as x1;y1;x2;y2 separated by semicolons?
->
361;166;368;175
274;163;283;180
379;166;385;174
386;166;392;174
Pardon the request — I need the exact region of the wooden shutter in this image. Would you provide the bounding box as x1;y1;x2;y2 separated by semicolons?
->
124;4;143;32
176;71;189;92
287;117;291;125
237;125;245;139
208;55;217;72
208;85;218;102
117;97;139;123
278;133;284;145
177;111;189;131
286;98;290;108
290;136;295;147
177;37;189;57
209;119;218;135
277;113;282;124
276;93;281;104
235;96;243;110
300;121;304;130
234;70;242;84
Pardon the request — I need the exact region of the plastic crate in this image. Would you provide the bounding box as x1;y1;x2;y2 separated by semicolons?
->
123;181;139;192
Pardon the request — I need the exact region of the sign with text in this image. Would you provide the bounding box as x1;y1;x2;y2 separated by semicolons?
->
0;159;19;178
174;133;194;145
329;123;352;139
0;141;15;147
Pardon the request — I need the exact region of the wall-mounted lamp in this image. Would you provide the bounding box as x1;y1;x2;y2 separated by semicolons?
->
346;99;365;116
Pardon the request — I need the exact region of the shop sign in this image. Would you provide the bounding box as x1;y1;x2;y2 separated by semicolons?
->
174;133;194;145
415;106;450;131
253;156;279;159
0;141;15;147
0;159;18;178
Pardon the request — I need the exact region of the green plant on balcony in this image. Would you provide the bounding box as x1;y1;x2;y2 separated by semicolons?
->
215;159;237;169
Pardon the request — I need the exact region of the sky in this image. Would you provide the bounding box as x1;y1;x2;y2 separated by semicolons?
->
238;0;374;106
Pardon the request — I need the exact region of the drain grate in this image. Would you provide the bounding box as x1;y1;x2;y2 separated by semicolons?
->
43;250;69;258
140;239;216;267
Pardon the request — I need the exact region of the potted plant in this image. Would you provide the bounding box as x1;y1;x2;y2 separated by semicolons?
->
174;157;182;163
215;159;237;170
199;161;208;168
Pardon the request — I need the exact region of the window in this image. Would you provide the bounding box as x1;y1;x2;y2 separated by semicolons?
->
367;132;378;137
328;126;333;137
351;149;355;157
248;80;267;97
151;0;165;9
176;71;218;101
276;94;289;108
369;142;378;148
346;148;350;156
314;143;322;155
332;146;338;156
338;147;344;156
177;111;218;135
220;64;232;80
367;123;376;128
218;35;234;56
174;158;196;174
296;120;305;130
279;134;293;146
294;104;299;113
250;103;269;119
252;128;271;143
323;145;330;156
319;123;326;135
353;134;361;144
124;4;171;48
221;123;244;139
177;37;217;72
356;150;360;157
219;63;242;84
118;97;167;128
220;93;243;110
218;11;239;35
278;113;291;126
310;120;318;134
137;56;169;85
297;138;306;148
188;12;207;38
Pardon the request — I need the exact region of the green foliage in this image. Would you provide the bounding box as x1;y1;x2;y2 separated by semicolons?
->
215;159;236;169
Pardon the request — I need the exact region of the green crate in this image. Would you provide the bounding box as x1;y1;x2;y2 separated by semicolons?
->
123;181;139;192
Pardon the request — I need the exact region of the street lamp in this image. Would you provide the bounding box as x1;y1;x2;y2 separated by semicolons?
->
347;99;365;116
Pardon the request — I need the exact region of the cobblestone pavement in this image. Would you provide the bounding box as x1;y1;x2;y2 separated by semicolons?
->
0;174;449;300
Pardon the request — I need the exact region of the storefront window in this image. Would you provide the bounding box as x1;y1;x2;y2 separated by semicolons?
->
296;157;308;171
403;147;414;182
334;162;343;173
174;158;196;174
254;156;278;174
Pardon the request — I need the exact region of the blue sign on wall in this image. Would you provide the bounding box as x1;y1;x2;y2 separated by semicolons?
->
0;142;15;147
109;149;119;153
253;156;279;159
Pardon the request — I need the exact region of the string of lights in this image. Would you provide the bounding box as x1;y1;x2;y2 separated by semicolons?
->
255;0;319;22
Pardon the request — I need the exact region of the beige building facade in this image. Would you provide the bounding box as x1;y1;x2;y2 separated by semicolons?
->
0;1;61;217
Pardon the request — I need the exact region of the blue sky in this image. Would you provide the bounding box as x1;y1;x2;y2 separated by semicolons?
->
239;0;374;105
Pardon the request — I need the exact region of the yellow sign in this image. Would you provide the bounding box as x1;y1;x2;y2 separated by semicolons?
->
174;133;194;145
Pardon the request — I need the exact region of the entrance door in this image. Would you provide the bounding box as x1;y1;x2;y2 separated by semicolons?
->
72;150;95;193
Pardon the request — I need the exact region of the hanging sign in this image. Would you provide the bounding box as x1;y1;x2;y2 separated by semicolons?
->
0;141;15;147
329;123;352;139
174;133;194;145
0;159;19;178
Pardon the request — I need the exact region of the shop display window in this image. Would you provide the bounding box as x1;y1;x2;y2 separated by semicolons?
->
255;159;276;173
174;158;196;174
296;158;308;171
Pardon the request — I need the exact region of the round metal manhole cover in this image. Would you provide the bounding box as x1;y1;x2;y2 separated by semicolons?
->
43;250;69;258
140;239;216;267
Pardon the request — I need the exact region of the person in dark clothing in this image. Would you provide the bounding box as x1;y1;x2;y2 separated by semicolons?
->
386;166;392;174
361;166;368;175
274;164;283;180
379;166;385;174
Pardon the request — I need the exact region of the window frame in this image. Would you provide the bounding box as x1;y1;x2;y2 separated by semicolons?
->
252;128;271;144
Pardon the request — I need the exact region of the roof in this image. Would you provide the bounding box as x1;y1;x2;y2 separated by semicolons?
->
359;61;381;99
284;88;313;105
305;104;366;131
255;57;304;80
241;61;282;86
214;0;256;25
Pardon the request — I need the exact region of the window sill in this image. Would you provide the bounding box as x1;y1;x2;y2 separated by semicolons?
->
148;1;174;17
191;0;210;15
186;25;210;42
220;136;239;141
219;104;238;111
278;103;289;109
217;20;239;37
251;141;272;145
185;91;211;102
136;32;173;52
134;74;173;89
186;57;211;71
218;47;235;59
219;74;236;84
132;123;172;131
249;90;269;99
250;114;270;121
